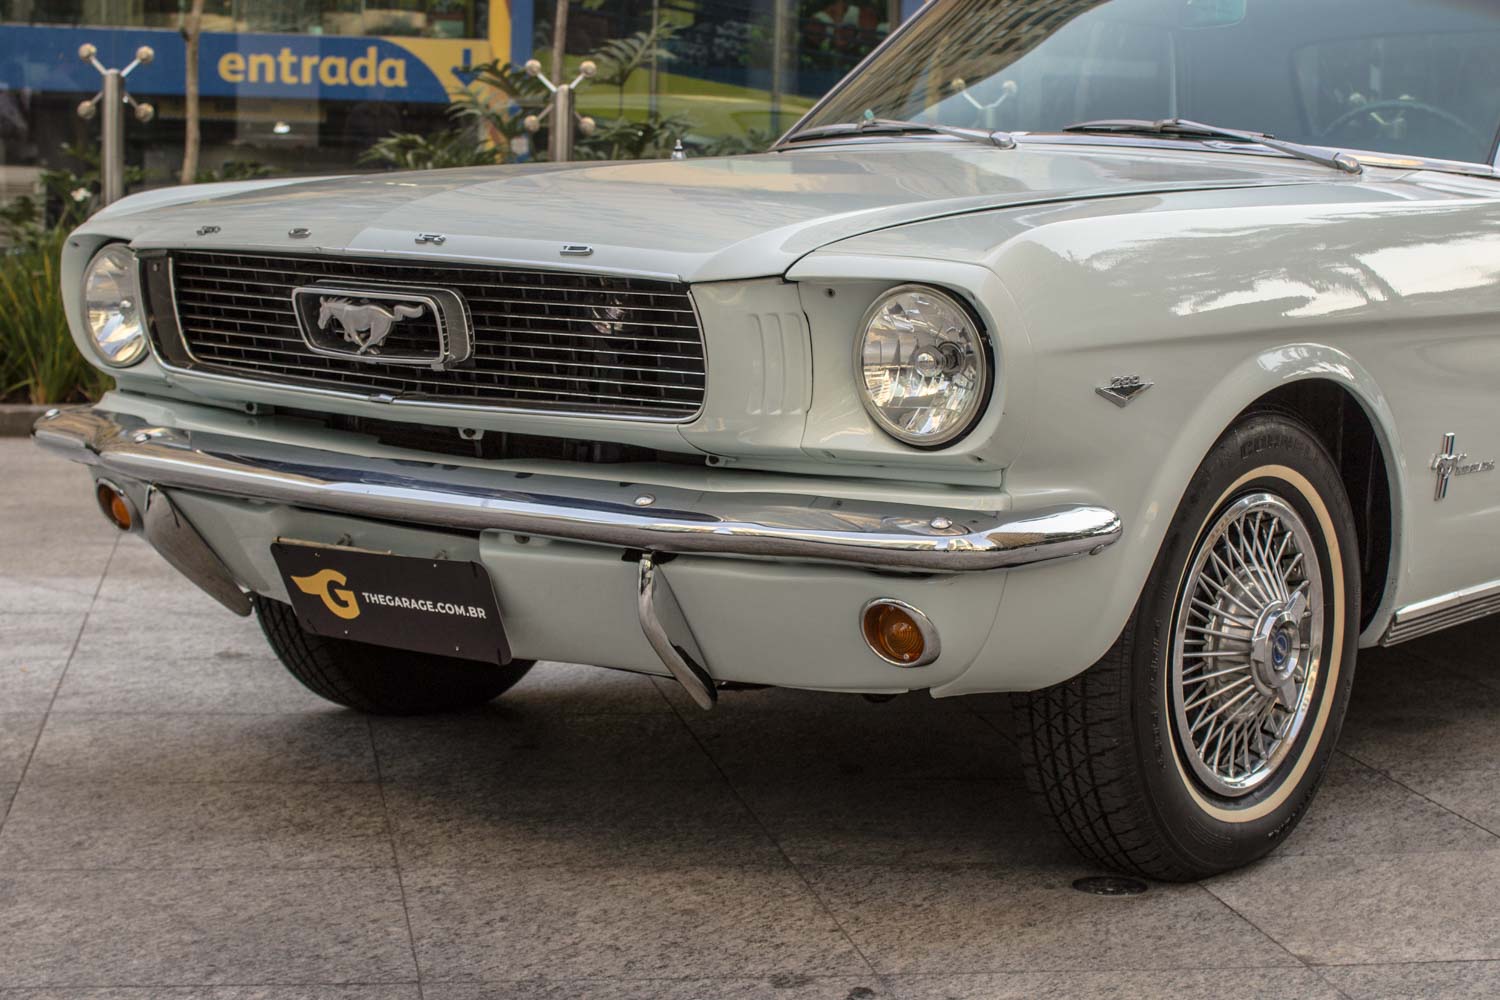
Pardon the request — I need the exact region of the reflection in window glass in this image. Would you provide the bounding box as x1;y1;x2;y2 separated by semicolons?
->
800;0;1500;166
1294;33;1500;164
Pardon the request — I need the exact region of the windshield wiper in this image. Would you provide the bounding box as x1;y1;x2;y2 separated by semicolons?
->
784;117;1017;149
1063;118;1362;174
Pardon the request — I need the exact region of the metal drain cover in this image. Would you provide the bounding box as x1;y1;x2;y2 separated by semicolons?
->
1072;875;1148;896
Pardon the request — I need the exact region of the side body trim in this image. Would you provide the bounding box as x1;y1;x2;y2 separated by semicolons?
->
1382;579;1500;645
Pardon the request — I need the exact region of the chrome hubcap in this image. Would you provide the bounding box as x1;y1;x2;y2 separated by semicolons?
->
1170;493;1324;798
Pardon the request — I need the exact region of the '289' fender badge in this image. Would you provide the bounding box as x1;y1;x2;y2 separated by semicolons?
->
1096;375;1154;407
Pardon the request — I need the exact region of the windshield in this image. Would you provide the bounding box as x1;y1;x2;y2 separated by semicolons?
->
793;0;1500;165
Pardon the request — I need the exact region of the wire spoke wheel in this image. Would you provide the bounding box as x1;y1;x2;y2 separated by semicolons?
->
1170;492;1324;798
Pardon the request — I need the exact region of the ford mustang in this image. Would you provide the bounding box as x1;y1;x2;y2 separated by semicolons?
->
35;0;1500;880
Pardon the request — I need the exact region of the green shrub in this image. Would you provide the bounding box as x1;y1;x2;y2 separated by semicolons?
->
0;229;111;404
359;129;504;170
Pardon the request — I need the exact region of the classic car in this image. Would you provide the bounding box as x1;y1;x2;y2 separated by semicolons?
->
34;0;1500;880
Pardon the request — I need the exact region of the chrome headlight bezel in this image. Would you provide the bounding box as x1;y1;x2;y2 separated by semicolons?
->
855;283;993;449
80;243;147;368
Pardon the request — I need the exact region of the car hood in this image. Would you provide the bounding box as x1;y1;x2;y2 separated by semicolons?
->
103;141;1339;282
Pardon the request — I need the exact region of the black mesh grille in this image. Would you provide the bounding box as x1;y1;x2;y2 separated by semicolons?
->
162;251;706;420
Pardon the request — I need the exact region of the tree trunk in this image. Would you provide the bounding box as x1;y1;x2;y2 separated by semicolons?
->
179;0;205;185
550;0;569;82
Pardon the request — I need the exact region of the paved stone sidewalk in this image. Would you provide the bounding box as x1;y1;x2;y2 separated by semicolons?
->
3;436;1500;999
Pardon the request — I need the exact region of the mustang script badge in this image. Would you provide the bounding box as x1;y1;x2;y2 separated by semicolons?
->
317;297;425;355
291;284;474;370
1431;432;1496;501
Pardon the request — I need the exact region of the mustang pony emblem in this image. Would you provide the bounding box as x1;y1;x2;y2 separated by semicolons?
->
316;297;425;355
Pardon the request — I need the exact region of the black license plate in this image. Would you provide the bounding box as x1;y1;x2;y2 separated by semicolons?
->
271;542;510;664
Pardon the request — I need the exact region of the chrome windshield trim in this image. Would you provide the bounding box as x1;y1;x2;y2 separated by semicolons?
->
33;407;1122;574
774;130;1500;180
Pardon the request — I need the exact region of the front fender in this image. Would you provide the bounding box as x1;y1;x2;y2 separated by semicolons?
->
937;342;1405;696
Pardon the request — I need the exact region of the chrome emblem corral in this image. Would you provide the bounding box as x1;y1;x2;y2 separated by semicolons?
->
291;284;474;371
316;297;425;355
1432;432;1496;501
414;233;447;245
1096;374;1154;407
560;244;594;257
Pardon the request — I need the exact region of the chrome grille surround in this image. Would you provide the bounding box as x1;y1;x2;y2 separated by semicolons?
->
153;251;707;421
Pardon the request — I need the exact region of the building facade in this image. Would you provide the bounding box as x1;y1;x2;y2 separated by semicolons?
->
0;0;920;204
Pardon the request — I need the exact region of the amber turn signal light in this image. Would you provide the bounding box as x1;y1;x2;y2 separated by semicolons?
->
95;481;135;531
860;600;940;667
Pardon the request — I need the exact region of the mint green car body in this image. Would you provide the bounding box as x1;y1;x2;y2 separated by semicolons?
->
40;131;1500;699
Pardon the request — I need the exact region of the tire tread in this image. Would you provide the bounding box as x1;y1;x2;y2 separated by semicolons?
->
1013;412;1359;882
254;595;532;715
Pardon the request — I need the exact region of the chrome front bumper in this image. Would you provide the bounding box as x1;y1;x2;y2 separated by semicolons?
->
34;407;1122;574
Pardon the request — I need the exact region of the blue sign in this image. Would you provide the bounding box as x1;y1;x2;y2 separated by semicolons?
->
0;25;463;104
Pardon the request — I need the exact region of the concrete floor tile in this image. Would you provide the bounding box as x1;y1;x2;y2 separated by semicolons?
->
422;979;891;1000
371;709;718;786
0;526;115;568
387;778;778;868
0;613;83;714
1206;852;1500;965
735;779;1072;867
1321;960;1500;999
0;783;14;827
91;534;234;615
654;678;982;719
404;865;868;981
885;968;1343;999
54;607;326;715
0;988;418;999
0;515;116;573
0;439;97;485
803;865;1299;975
1382;762;1500;835
500;661;676;715
1278;754;1499;856
0;781;393;870
24;712;377;785
0;868;415;987
959;697;1020;741
1339;652;1500;770
0;714;43;784
0;574;108;614
684;710;1017;784
1400;616;1500;689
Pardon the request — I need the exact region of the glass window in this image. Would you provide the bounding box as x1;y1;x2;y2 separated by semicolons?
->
797;0;1500;165
1293;32;1500;164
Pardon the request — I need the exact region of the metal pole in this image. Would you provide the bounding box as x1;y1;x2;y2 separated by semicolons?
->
550;0;570;82
76;44;154;207
770;0;788;135
550;83;574;162
648;0;661;118
100;69;125;205
526;58;595;162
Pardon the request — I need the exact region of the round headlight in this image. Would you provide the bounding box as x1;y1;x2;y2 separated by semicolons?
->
857;284;991;447
82;244;146;367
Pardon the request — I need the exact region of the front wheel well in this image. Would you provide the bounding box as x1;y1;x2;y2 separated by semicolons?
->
1238;380;1392;632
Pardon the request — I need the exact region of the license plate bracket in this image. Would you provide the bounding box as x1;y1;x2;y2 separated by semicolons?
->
270;541;511;665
